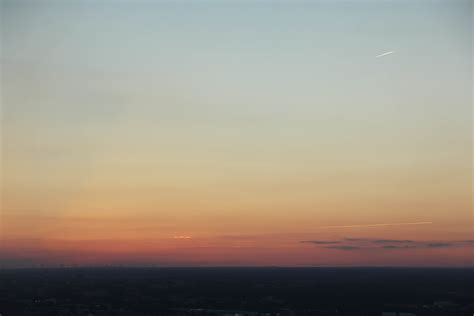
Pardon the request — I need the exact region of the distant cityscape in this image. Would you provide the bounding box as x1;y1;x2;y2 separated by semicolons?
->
1;268;472;316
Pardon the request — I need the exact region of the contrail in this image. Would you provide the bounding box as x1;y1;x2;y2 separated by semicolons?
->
318;221;432;229
375;51;394;58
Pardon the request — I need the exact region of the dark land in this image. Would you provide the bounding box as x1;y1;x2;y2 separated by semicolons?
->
1;267;473;316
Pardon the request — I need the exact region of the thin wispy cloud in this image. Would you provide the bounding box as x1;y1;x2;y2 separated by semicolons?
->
374;239;414;244
301;240;341;245
173;235;192;239
326;246;360;251
318;222;432;229
382;245;416;250
427;243;451;248
344;238;365;242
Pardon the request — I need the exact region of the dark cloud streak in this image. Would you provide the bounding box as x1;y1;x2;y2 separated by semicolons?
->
427;243;451;248
301;237;474;251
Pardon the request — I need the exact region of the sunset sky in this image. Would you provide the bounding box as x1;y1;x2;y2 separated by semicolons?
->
1;0;472;267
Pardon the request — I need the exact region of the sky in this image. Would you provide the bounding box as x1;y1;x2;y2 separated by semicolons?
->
1;0;472;267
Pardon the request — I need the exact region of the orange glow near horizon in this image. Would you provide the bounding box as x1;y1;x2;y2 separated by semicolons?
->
1;1;472;267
